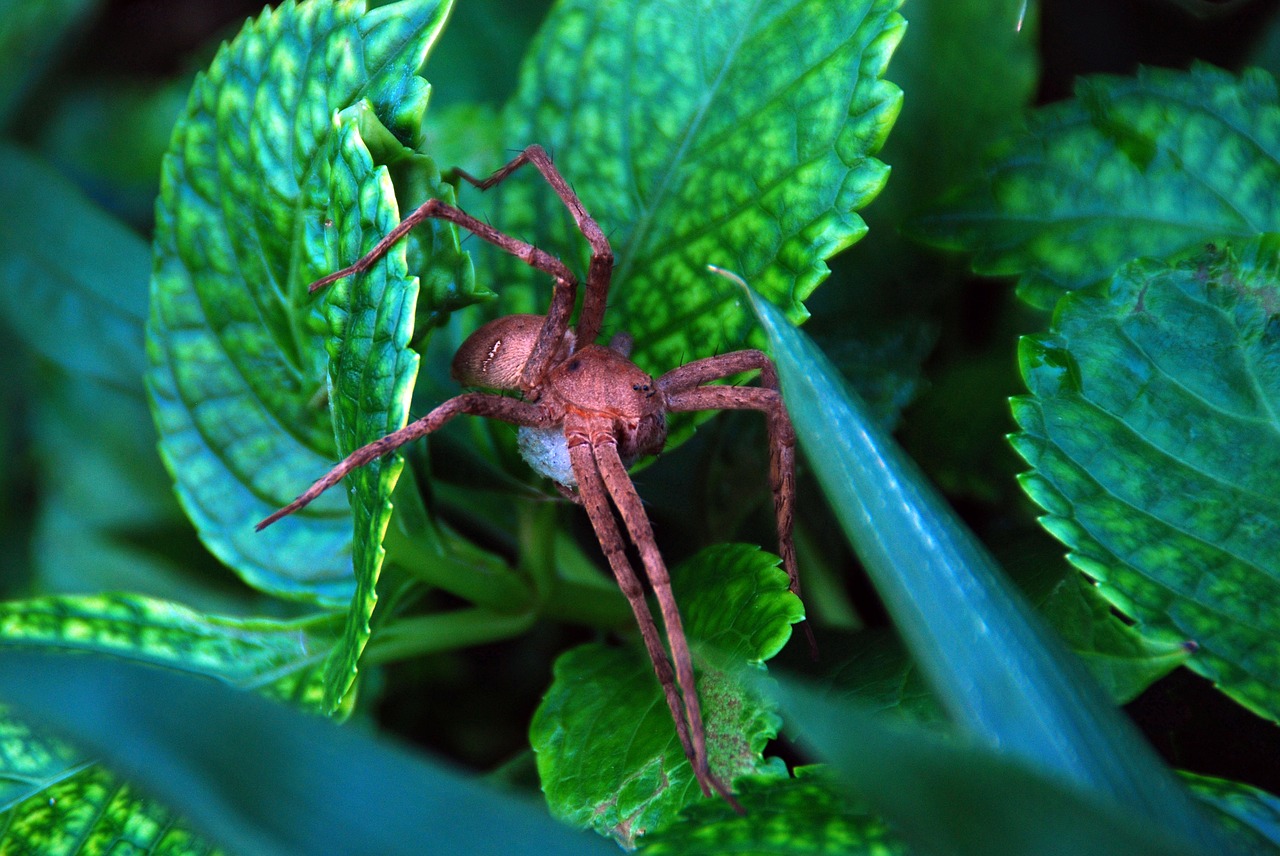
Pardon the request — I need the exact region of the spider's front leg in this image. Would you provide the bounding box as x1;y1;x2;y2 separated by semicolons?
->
256;394;553;529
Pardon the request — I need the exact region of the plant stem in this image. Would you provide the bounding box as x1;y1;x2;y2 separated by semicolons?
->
362;607;537;666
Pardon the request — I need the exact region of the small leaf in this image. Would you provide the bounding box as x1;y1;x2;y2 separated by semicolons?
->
496;0;905;374
1041;573;1192;704
0;593;340;709
0;652;616;856
530;544;802;846
737;274;1229;851
146;0;458;607
1011;241;1280;724
639;771;907;855
912;64;1280;309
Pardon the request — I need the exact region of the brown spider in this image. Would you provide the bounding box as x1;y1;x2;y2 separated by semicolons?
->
258;145;802;807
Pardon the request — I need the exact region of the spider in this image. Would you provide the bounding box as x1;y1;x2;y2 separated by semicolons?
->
258;145;802;807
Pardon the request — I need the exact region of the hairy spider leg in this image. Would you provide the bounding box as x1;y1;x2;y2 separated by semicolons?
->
306;195;578;397
578;425;742;810
565;440;707;789
451;145;614;348
255;394;552;530
660;351;815;656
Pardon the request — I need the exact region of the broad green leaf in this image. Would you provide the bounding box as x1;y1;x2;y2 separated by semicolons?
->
530;544;802;846
0;593;339;709
1184;773;1280;853
775;678;1214;856
494;0;905;375
0;709;223;855
0;652;616;856
0;142;149;392
912;64;1280;309
736;275;1228;850
0;0;100;127
146;0;460;609
639;771;907;855
1010;242;1280;724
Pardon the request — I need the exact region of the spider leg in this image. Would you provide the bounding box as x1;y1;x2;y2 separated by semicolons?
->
660;351;815;657
453;145;614;348
587;429;742;810
257;394;552;530
566;438;700;778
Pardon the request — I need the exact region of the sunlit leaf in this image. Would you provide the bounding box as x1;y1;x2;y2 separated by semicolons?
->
531;544;802;846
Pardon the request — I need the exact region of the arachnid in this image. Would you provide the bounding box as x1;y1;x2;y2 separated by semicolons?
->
258;145;802;806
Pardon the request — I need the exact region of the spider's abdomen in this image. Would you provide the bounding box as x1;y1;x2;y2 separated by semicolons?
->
452;314;552;390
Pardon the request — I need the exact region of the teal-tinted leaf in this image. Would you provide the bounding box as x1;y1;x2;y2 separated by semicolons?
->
1041;573;1192;704
639;771;907;855
913;64;1280;309
496;0;904;375
531;544;802;846
0;142;149;392
0;593;339;710
1184;773;1280;853
1011;241;1280;724
0;0;100;127
146;0;457;607
776;678;1213;856
737;275;1228;850
0;652;616;856
0;709;223;855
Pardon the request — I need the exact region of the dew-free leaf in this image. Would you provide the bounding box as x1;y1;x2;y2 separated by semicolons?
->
1011;240;1280;724
913;64;1280;309
530;544;802;846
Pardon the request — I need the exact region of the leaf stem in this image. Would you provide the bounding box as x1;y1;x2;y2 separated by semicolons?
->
362;607;537;666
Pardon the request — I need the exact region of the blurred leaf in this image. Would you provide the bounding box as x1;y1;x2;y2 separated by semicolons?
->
0;0;100;127
0;706;223;855
776;677;1212;856
639;771;907;855
494;0;905;376
37;77;190;226
531;544;802;846
912;64;1280;309
1184;772;1280;852
0;593;340;709
1011;241;1280;724
146;0;459;610
0;652;616;856
0;142;149;392
1041;573;1193;704
737;274;1228;850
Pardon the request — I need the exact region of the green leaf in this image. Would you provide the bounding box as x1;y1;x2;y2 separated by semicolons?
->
495;0;905;375
0;0;100;127
0;142;149;392
1010;241;1280;724
146;0;458;610
1184;772;1280;853
0;593;339;709
775;678;1215;856
0;652;616;856
736;274;1229;851
1041;573;1193;704
912;64;1280;309
530;543;802;846
0;708;224;855
639;771;907;855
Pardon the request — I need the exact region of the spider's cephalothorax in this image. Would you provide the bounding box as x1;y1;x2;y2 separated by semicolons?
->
259;146;801;810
